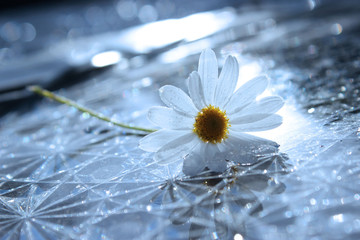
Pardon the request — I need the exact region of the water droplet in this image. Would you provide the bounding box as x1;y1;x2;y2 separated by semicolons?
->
0;22;21;42
308;0;319;10
211;232;219;239
22;23;36;42
234;233;244;240
285;211;293;218
116;0;137;21
331;23;343;35
332;214;344;223
138;5;158;23
354;194;360;200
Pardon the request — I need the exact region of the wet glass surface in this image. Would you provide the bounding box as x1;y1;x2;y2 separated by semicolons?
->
1;1;360;239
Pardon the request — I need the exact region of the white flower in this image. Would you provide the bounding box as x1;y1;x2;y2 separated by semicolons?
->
139;49;284;176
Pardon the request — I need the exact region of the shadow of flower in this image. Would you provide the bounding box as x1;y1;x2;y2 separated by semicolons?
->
151;150;290;239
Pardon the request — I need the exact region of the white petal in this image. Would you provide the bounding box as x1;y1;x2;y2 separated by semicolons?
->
139;129;189;152
148;106;194;130
223;131;279;164
203;142;218;159
208;155;227;172
223;138;258;164
216;141;228;153
214;56;239;108
231;114;283;132
229;96;284;124
155;133;200;165
231;96;284;119
182;149;206;176
232;153;258;164
188;71;206;110
224;76;268;114
230;114;272;125
228;131;278;146
204;144;227;172
159;85;198;116
198;49;218;105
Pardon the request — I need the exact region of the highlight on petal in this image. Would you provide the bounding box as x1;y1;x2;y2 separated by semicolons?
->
233;96;284;117
224;141;258;164
159;85;198;116
224;76;269;114
228;130;279;147
139;129;189;152
198;49;218;105
188;71;206;110
214;55;239;108
222;131;279;164
231;114;283;132
155;133;200;165
148;106;194;130
229;95;284;124
230;113;273;125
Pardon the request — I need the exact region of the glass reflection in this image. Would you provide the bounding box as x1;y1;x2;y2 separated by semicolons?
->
150;148;289;239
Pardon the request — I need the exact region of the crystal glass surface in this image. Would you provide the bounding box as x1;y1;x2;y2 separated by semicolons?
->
1;1;360;239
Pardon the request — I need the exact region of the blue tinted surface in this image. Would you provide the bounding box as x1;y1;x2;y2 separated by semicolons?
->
0;1;360;239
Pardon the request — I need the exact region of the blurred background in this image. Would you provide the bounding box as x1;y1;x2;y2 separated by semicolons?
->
0;0;241;57
0;0;247;114
1;0;358;114
1;0;342;114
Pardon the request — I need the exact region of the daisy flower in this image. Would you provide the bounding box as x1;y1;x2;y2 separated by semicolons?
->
139;49;284;176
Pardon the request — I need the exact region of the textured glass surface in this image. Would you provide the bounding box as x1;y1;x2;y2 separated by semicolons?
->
1;1;360;240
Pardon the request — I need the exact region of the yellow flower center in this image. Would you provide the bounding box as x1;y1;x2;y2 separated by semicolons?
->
193;105;230;144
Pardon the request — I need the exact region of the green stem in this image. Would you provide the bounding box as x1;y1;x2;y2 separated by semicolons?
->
28;86;157;133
